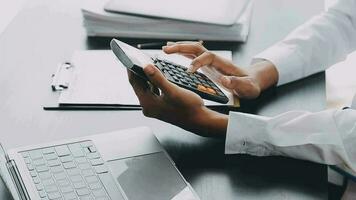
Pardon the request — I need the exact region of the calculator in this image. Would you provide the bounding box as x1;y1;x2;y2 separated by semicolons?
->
110;39;229;104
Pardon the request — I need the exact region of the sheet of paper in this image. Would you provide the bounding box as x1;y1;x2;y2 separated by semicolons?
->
59;51;139;106
81;0;252;42
58;50;236;107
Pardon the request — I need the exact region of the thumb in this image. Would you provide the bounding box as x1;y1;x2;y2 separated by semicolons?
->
220;76;260;99
220;76;236;89
143;64;176;94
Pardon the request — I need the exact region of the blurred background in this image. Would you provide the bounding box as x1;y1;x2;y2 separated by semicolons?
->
0;0;26;34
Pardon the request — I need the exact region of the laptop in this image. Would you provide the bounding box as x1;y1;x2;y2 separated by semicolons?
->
0;127;200;200
104;0;249;26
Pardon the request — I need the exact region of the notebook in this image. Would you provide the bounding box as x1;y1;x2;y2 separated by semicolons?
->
53;50;239;109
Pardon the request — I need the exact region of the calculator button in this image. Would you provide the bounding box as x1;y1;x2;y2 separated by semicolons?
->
206;88;217;95
162;59;171;64
216;90;223;95
193;79;200;84
207;80;215;85
185;77;193;82
176;74;183;78
212;86;219;90
190;82;197;88
197;85;208;92
181;79;189;85
195;73;201;78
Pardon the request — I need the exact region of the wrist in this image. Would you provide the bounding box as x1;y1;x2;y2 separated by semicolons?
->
192;107;228;138
247;60;279;91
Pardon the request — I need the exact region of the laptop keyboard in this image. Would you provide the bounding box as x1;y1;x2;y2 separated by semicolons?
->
21;141;121;200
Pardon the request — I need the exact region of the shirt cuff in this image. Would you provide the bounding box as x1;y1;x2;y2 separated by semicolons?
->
225;112;272;156
253;43;305;86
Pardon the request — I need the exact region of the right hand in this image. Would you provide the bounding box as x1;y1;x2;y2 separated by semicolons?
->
162;41;266;99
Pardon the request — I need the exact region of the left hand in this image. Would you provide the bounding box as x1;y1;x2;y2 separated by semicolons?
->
127;64;228;138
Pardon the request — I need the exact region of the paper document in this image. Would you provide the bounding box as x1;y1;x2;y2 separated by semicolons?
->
58;50;238;107
104;0;249;26
81;0;254;41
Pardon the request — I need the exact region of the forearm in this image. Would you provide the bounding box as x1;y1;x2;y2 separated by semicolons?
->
198;108;228;138
179;107;228;138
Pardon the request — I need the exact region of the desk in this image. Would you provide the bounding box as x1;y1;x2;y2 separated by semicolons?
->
0;0;327;199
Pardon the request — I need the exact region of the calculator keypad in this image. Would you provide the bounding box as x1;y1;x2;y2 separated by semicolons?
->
154;58;228;103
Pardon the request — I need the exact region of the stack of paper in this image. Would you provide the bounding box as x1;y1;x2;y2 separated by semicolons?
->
81;0;254;42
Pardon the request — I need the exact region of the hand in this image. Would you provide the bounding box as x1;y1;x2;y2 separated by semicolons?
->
128;64;228;138
163;41;279;99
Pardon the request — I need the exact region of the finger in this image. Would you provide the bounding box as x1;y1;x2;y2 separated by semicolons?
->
162;43;205;56
181;54;196;59
211;57;246;76
127;69;160;108
143;64;177;94
187;51;215;73
187;52;246;76
127;69;149;98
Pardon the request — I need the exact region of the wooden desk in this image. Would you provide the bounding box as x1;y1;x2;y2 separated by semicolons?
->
0;0;327;199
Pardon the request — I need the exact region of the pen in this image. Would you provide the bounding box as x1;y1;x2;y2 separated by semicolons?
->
137;42;166;49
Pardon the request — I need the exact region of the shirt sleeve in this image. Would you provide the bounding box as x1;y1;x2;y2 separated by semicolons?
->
225;109;356;173
254;0;356;85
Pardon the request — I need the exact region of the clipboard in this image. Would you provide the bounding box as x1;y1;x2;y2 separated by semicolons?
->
44;50;240;111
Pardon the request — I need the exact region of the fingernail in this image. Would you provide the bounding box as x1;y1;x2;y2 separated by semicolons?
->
145;65;155;75
187;65;195;73
221;76;231;85
167;41;175;45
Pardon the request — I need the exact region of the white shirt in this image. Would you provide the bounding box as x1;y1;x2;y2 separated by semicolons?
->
225;0;356;196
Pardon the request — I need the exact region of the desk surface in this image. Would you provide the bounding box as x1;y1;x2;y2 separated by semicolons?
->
0;0;327;199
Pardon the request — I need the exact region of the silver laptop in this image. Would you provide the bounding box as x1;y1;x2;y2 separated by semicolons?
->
0;127;200;200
